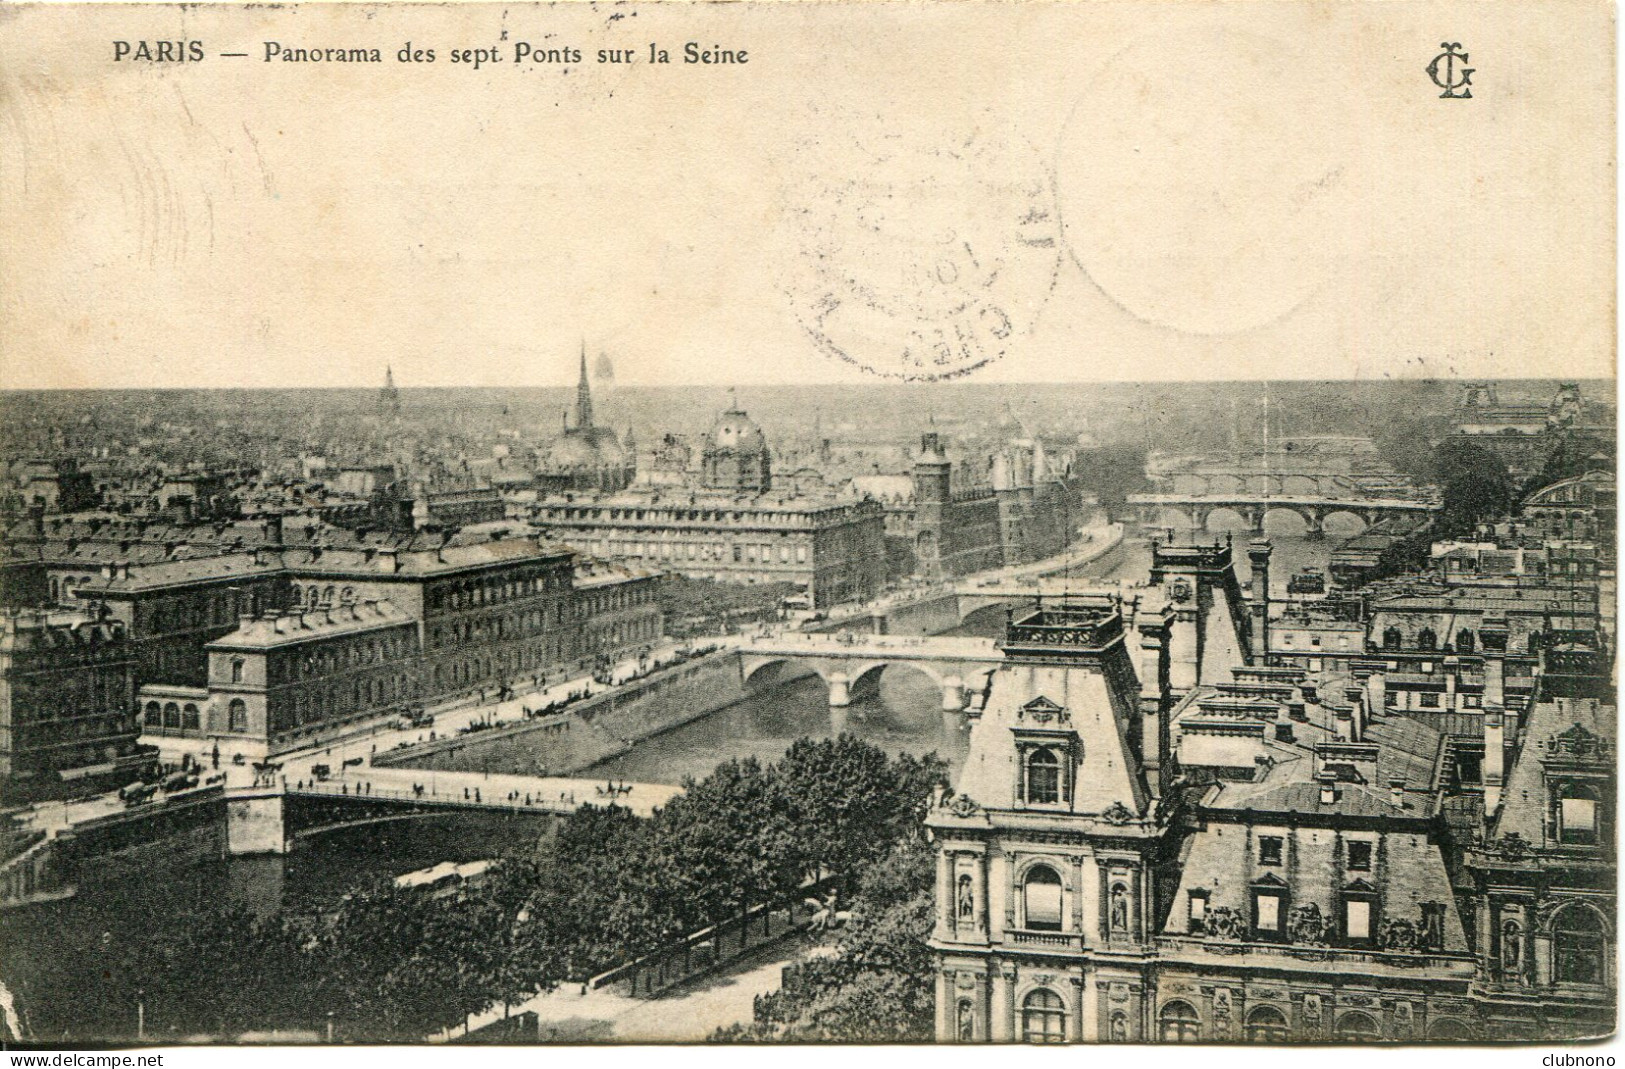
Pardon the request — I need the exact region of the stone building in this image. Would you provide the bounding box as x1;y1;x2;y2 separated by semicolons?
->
535;349;635;495
701;402;773;494
280;536;578;706
0;609;144;803
200;600;420;754
530;491;884;609
927;539;1615;1043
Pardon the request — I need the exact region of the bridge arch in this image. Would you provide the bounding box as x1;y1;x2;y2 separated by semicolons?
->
847;658;947;699
1202;506;1254;532
1321;509;1371;535
1260;506;1313;535
1145;506;1197;531
741;656;829;692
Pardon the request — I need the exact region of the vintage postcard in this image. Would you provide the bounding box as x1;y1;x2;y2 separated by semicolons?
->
0;0;1614;1050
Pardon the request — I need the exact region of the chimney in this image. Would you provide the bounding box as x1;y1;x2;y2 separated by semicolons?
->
1333;704;1354;742
1483;705;1506;815
272;612;286;635
1344;686;1366;741
1137;606;1175;794
1274;704;1295;743
378;549;398;574
1319;773;1339;806
1389;779;1407;810
1247;539;1272;664
1365;669;1386;719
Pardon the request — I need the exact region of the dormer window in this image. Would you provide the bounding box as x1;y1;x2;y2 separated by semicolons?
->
1557;783;1601;846
1342;880;1379;945
1187;889;1209;933
1025;747;1062;804
1258;836;1283;866
1346;840;1372;872
1251;875;1289;941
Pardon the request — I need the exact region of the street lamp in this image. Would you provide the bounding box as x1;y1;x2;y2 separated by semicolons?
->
326;1010;335;1044
136;988;145;1041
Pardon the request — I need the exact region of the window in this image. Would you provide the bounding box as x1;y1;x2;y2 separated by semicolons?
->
1382;627;1402;650
228;698;248;733
1345;899;1372;941
1245;1005;1290;1043
182;704;200;731
1258;836;1283;866
1428;1019;1474;1042
1554;905;1608;985
1417;628;1438;652
1420;692;1440;709
1187;890;1209;933
1346;841;1372;872
1456;630;1475;653
1022;865;1063;931
1335;1011;1381;1042
1024;747;1061;804
144;701;161;726
1021;989;1066;1044
231;658;244;684
162;702;180;729
1557;783;1601;846
1254;889;1284;936
1158;1001;1201;1043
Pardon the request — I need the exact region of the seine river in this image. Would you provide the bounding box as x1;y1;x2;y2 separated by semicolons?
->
0;527;1332;1040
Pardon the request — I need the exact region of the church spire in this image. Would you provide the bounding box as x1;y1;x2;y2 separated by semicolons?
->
575;341;594;430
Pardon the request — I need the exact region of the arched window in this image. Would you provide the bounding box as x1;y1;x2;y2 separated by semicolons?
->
1427;1019;1475;1042
228;698;248;733
182;704;200;731
144;701;161;726
1025;747;1061;805
1553;904;1608;985
1158;1000;1201;1043
1382;627;1402;650
1556;783;1602;846
231;658;244;684
1022;865;1063;931
1334;1011;1381;1042
1455;630;1475;654
1021;989;1066;1044
162;702;180;729
1417;628;1438;652
1245;1005;1290;1042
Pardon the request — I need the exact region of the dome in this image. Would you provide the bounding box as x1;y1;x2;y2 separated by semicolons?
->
540;426;625;471
709;410;768;454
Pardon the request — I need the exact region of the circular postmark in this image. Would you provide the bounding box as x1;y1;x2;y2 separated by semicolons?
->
774;110;1061;381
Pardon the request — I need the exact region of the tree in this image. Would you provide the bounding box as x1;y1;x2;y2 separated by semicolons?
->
1431;439;1514;534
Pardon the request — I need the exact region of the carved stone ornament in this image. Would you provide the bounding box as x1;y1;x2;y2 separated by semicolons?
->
1489;832;1531;861
1546;723;1610;761
955;972;977;991
948;793;981;818
1170;578;1193;604
1287;902;1328;947
1033;973;1056;986
1382;918;1420;951
1302;994;1323;1023
1213;988;1233;1019
1204;906;1248;942
1102;801;1134;825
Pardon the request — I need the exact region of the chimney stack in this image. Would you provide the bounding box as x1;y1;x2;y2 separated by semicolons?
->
1389;779;1407;810
1137;606;1176;794
1319;773;1339;806
1247;539;1272;664
1484;705;1506;815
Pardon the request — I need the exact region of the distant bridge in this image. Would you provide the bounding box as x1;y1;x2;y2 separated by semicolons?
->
1126;493;1440;537
740;633;1004;709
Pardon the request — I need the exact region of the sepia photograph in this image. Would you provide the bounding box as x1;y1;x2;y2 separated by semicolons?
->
0;0;1615;1049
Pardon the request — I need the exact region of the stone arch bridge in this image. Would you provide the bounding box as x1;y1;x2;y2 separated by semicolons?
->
740;634;1005;709
1126;492;1440;537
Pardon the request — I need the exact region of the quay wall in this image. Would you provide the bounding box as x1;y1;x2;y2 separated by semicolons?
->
373;650;759;777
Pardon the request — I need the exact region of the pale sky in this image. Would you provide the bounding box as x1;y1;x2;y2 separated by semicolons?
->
0;1;1614;389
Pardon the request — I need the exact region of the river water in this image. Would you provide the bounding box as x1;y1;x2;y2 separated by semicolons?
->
1;526;1332;1041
